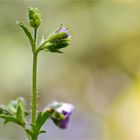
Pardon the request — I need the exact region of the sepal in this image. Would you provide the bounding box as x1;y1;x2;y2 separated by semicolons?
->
38;25;70;53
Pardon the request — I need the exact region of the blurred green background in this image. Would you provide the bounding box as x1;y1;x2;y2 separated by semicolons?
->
0;0;140;139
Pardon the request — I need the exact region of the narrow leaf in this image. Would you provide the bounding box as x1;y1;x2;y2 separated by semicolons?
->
36;111;52;130
39;130;46;134
16;106;25;125
25;129;33;137
0;114;23;126
31;111;52;137
16;21;35;50
0;106;12;115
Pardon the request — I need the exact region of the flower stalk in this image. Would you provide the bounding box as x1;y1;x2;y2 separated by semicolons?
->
0;7;73;140
32;50;38;125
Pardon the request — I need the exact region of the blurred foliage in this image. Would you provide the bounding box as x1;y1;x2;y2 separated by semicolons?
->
0;0;140;139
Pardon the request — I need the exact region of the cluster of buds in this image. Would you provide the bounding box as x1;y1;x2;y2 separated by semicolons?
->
28;7;70;53
28;8;70;53
41;25;70;53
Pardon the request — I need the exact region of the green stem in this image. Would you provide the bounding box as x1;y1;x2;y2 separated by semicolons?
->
32;134;38;140
34;28;37;46
36;41;49;53
32;52;38;124
32;28;38;125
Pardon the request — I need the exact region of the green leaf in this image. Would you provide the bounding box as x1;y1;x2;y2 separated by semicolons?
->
16;21;35;50
25;129;33;137
17;97;29;116
42;42;62;53
36;111;52;131
31;111;52;138
39;130;46;134
36;112;50;131
0;98;29;127
7;97;29;117
16;105;25;125
48;32;68;43
8;100;17;114
24;111;30;116
0;106;12;115
0;114;24;126
42;39;69;53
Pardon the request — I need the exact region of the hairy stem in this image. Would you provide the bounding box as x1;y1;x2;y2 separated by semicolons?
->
32;134;38;140
32;52;38;124
34;28;37;46
32;28;38;125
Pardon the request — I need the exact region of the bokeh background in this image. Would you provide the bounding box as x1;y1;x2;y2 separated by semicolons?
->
0;0;140;139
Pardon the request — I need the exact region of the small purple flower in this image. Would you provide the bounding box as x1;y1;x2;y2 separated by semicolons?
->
56;103;74;129
48;101;74;129
56;25;70;38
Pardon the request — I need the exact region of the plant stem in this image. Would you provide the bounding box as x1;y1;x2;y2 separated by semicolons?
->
32;28;38;125
32;52;38;124
34;28;37;46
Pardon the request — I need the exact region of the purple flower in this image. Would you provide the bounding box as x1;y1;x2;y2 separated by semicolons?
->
55;103;74;129
56;25;70;38
48;101;74;129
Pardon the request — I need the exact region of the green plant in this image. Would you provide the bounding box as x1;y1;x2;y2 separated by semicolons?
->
0;7;74;140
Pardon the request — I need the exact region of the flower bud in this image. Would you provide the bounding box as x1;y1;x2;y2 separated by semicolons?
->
28;7;41;28
46;25;70;53
45;40;70;53
48;25;70;43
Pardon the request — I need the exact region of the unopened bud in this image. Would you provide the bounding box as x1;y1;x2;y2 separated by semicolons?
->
45;25;70;53
28;7;41;28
